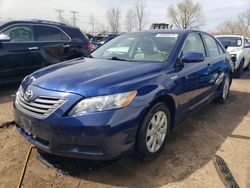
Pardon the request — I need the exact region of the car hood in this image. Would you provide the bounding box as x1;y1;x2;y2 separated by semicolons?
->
227;47;242;54
25;58;163;97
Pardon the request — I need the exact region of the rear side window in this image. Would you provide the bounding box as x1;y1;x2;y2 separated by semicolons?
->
217;43;225;54
34;25;70;42
1;25;34;42
182;33;206;56
203;34;220;57
67;28;87;43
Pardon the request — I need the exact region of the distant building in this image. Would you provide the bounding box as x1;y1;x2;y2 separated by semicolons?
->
150;23;173;30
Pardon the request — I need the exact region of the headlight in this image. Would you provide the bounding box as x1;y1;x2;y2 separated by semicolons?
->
69;91;137;116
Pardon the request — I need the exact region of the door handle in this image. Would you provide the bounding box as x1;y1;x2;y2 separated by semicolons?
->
28;47;39;50
62;44;70;48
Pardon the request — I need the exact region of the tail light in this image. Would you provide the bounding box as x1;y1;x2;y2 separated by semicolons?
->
87;42;94;52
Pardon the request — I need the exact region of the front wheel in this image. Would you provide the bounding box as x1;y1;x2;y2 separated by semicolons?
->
215;73;231;103
135;103;171;161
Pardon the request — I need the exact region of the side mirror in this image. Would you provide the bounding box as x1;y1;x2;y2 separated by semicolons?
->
182;52;204;63
244;42;250;48
0;33;10;42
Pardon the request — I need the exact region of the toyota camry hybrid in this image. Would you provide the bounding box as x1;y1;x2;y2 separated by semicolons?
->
14;30;233;161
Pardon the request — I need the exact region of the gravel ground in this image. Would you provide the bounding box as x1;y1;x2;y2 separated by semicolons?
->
0;72;249;188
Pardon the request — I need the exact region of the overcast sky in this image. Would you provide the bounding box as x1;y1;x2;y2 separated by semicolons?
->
0;0;250;32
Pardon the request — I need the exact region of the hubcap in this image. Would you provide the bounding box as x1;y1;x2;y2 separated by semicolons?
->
223;75;230;100
146;111;168;153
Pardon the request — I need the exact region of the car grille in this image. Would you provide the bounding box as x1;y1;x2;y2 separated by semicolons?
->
15;88;67;119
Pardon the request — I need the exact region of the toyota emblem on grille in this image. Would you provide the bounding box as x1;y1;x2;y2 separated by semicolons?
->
24;90;33;102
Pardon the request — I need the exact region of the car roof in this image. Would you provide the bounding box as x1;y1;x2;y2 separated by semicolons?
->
0;20;77;29
0;21;7;26
128;29;206;35
215;35;244;38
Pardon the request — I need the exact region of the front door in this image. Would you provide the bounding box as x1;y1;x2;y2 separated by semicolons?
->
176;32;211;117
0;24;40;83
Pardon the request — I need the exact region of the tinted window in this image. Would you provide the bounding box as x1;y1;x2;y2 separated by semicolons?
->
1;25;33;42
183;33;205;56
34;25;70;41
203;35;220;57
92;36;104;42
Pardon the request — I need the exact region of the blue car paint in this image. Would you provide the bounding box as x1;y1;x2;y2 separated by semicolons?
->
14;30;232;160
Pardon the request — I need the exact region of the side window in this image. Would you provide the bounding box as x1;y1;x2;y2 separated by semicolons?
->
1;25;33;42
217;43;225;54
245;39;248;46
34;25;70;42
182;33;205;56
203;34;220;57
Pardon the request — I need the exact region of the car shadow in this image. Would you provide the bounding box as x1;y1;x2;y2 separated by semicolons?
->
36;89;250;187
0;83;19;104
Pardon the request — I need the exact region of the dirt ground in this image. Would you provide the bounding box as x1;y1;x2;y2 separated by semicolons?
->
0;72;250;188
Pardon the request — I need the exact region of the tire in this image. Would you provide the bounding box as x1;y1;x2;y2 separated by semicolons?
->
234;60;244;78
244;62;250;71
135;103;171;161
215;73;231;104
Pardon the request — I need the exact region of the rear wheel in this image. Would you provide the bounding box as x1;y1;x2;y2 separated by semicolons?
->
215;73;231;103
244;61;250;71
235;60;244;78
135;103;171;161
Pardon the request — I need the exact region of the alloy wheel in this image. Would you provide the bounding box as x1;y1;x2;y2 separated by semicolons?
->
223;75;230;100
146;111;168;153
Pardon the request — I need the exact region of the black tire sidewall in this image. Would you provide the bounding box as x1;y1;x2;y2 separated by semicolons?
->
235;60;244;78
135;103;171;161
218;73;231;103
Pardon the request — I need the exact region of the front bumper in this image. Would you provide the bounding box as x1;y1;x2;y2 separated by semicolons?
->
14;85;145;160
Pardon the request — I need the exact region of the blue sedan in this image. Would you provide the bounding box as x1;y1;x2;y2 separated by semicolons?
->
14;30;233;161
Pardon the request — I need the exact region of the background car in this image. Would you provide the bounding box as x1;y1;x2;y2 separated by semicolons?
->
216;35;250;78
90;34;117;49
0;19;93;85
14;30;233;161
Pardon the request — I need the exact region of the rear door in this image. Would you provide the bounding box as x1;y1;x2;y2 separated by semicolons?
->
201;33;228;93
176;32;212;116
33;25;71;67
0;24;39;83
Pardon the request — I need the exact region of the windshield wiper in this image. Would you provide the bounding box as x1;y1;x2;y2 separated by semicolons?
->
110;56;128;61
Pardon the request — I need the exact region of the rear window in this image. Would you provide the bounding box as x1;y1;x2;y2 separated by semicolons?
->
34;25;70;41
92;36;104;42
203;34;220;57
67;28;88;43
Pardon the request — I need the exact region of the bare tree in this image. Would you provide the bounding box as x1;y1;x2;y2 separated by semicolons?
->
89;14;96;34
134;1;148;31
216;20;240;35
125;9;136;32
96;23;110;34
215;9;250;36
106;7;121;34
238;9;250;36
167;0;204;29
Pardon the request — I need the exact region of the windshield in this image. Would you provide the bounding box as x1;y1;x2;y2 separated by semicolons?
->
217;36;242;47
91;32;179;62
